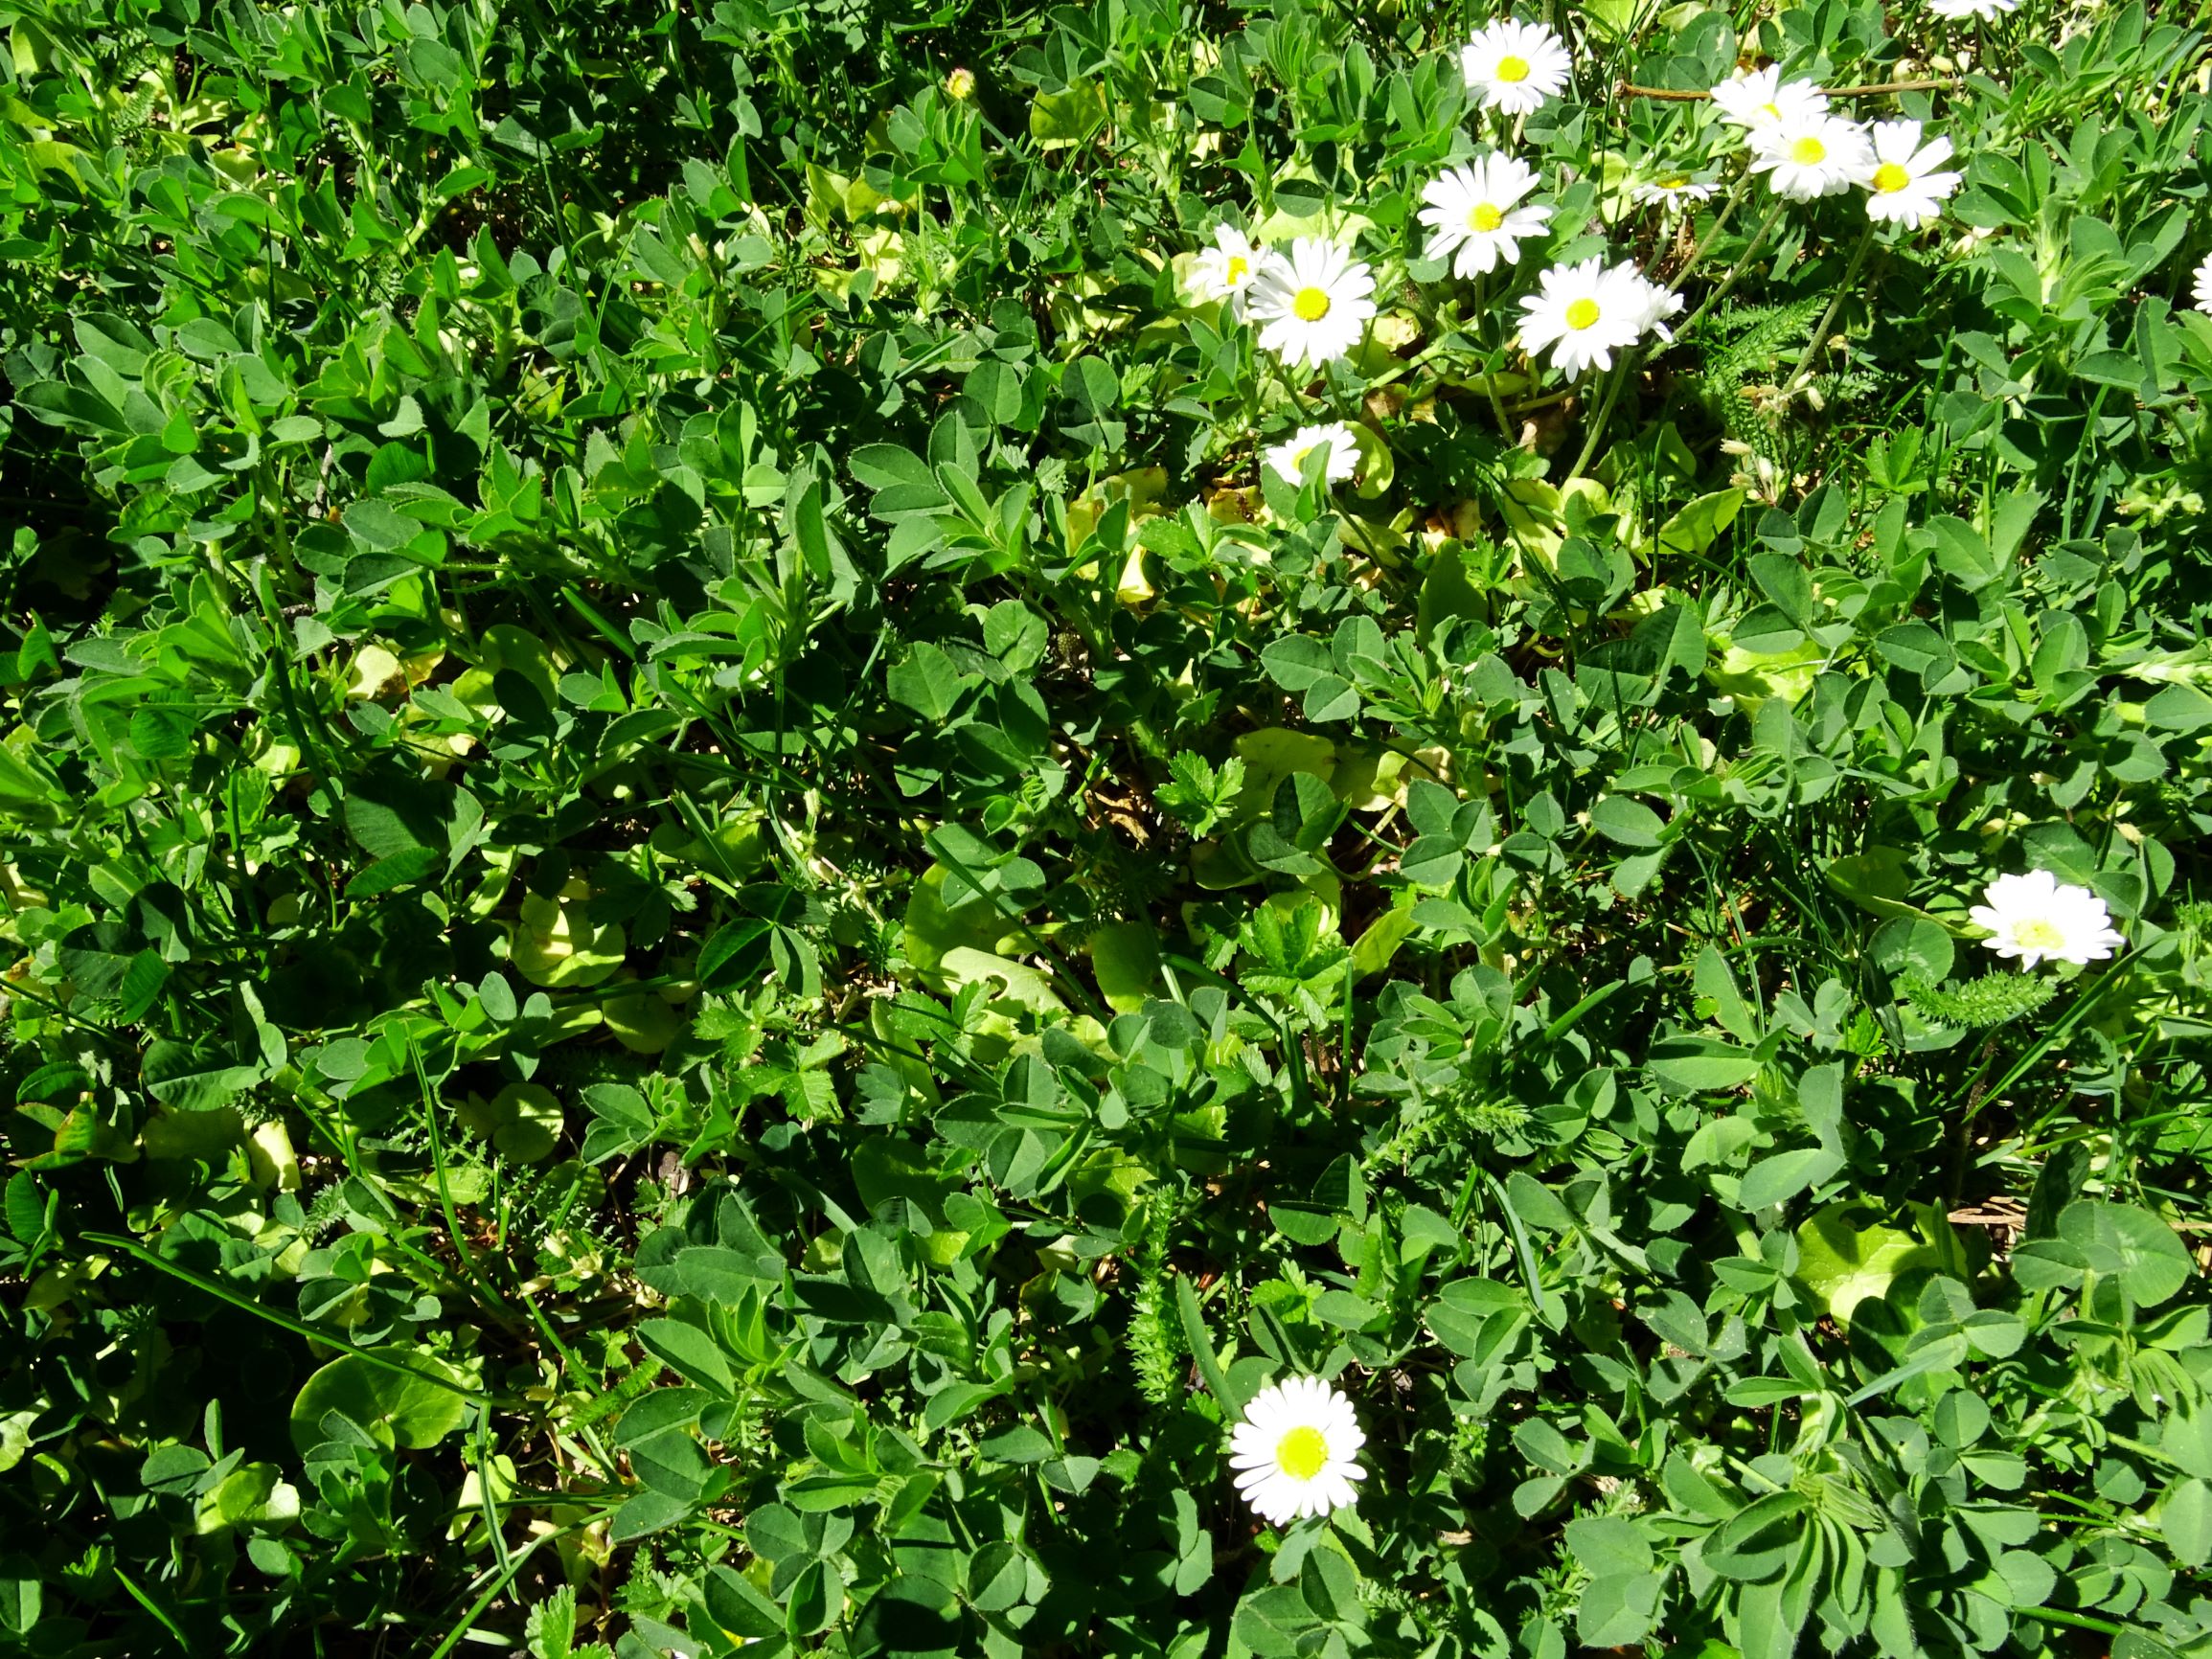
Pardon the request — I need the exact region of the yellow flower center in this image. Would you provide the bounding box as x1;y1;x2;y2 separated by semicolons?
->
1790;135;1827;166
2014;918;2066;952
1495;54;1530;82
1564;296;1601;330
1276;1424;1331;1482
1759;101;1782;121
1469;201;1504;233
1226;255;1249;283
1873;162;1910;193
1292;285;1333;322
1658;176;1688;191
1291;444;1316;470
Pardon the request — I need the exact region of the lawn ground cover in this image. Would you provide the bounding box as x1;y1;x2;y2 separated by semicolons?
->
4;1;2212;1655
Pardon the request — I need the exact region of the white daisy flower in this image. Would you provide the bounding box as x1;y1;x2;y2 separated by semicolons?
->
1633;172;1716;214
1611;262;1685;343
1265;421;1360;487
1244;238;1378;372
1516;257;1648;377
1460;20;1571;116
1750;112;1877;200
1709;66;1831;135
1228;1376;1366;1526
1862;121;1962;228
1969;870;2125;969
1192;223;1273;316
1417;154;1552;278
2190;251;2212;315
1928;0;2018;17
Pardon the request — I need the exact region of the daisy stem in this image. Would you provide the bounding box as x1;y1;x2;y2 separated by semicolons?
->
1782;223;1879;397
1272;356;1320;420
1469;272;1517;443
1662;194;1789;352
1564;358;1632;482
1243;352;1265;455
1362;332;1458;393
1328;374;1359;430
1670;170;1754;295
1485;372;1517;444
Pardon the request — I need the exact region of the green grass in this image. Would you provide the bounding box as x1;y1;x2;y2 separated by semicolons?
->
2;0;2212;1655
